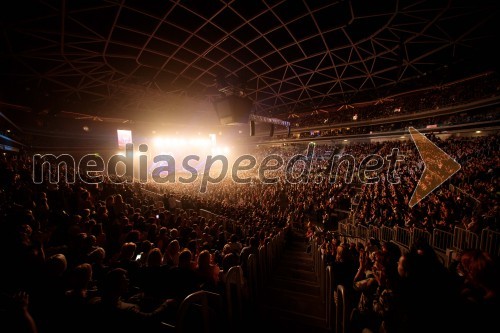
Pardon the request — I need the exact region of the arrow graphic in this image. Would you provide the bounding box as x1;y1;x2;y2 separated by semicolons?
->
408;127;461;207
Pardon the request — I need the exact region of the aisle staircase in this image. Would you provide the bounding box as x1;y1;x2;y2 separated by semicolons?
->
255;230;329;333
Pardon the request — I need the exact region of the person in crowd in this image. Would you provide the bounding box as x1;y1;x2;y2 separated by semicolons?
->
0;128;498;332
163;239;180;268
169;249;200;302
0;291;38;333
89;268;176;333
240;237;259;277
195;249;220;292
456;249;500;332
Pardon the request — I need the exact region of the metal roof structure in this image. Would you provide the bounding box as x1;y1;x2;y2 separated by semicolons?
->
1;0;499;123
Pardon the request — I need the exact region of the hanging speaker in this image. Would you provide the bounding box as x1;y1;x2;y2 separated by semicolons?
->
287;126;291;137
270;123;274;137
213;95;253;125
250;120;255;136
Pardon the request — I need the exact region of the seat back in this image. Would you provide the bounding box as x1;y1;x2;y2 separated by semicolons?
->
335;285;349;333
319;253;326;303
247;254;258;301
267;241;274;272
325;265;335;330
176;290;224;333
225;266;243;323
258;245;267;284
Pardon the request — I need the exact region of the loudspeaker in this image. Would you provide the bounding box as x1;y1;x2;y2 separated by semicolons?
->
213;95;253;125
287;126;291;137
250;120;255;136
270;123;274;137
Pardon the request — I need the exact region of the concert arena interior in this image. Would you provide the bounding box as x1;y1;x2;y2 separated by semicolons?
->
1;1;499;333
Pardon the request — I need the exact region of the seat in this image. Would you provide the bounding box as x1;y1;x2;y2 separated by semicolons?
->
325;265;336;330
267;241;274;272
247;254;258;302
319;253;326;303
258;245;267;285
335;285;350;333
162;290;225;333
225;266;244;324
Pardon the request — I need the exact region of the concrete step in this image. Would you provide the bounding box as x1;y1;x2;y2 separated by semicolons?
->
266;284;321;301
267;277;320;296
287;242;308;250
257;304;328;332
251;233;327;332
279;258;314;272
274;266;318;282
260;290;325;318
282;248;312;257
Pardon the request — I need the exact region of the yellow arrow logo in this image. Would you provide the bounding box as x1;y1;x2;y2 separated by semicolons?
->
408;127;461;207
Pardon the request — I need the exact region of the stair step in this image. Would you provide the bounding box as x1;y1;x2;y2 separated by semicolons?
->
258;304;327;331
272;272;318;285
267;279;319;296
252;234;328;331
279;259;314;272
270;273;319;286
273;273;317;285
287;243;308;249
260;291;325;317
283;249;311;258
266;284;320;300
274;265;316;275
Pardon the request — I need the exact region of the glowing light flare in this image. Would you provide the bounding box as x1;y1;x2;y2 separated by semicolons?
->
211;146;230;155
153;137;212;147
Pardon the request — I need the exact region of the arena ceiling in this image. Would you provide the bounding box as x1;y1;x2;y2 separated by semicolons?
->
1;0;499;123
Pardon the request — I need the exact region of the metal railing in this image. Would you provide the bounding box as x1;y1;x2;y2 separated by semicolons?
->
432;229;454;253
412;227;432;247
480;229;500;257
338;223;498;258
356;224;368;240
368;225;381;241
199;209;237;231
453;227;480;252
380;226;395;243
394;226;412;249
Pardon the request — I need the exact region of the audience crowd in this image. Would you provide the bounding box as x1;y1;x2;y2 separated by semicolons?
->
0;128;498;332
280;72;500;128
299;108;499;139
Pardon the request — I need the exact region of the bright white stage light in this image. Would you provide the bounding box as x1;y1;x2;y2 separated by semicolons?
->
154;138;163;147
154;137;213;147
